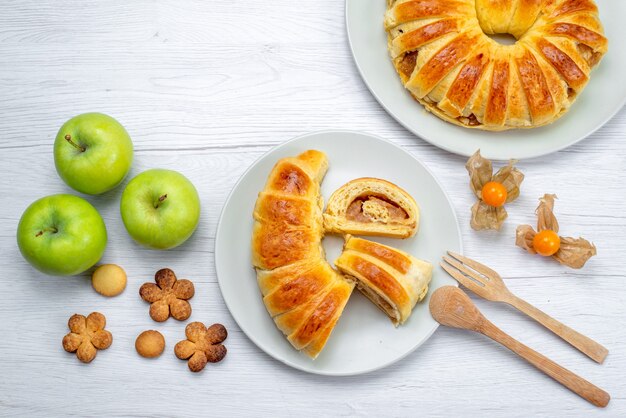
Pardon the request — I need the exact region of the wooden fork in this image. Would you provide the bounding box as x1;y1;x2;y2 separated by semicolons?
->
430;286;610;407
440;251;608;364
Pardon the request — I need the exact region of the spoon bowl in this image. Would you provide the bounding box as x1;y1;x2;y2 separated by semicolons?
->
429;286;485;332
440;251;608;363
428;286;610;407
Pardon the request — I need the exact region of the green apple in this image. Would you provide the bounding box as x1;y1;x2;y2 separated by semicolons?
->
54;112;133;195
17;194;107;276
120;169;200;250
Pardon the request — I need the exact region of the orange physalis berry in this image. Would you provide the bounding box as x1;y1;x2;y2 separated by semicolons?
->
532;230;561;256
481;181;508;207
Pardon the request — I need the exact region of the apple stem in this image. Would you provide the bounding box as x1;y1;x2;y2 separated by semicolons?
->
65;134;86;152
154;194;168;209
35;227;58;237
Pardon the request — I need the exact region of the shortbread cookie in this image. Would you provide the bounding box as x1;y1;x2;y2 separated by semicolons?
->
92;264;127;297
135;330;165;358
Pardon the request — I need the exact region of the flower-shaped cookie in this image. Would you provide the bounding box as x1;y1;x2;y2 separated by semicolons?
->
466;150;524;231
140;268;195;322
516;194;597;269
175;322;227;372
62;312;112;363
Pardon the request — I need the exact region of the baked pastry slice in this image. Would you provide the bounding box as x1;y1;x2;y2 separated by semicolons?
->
323;177;419;238
252;151;326;271
334;235;432;326
251;150;355;359
258;260;353;357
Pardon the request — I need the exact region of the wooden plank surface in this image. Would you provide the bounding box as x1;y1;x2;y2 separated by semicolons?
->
0;1;624;417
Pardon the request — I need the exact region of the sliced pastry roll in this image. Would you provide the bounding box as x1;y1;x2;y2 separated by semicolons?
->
252;192;324;271
256;259;354;358
251;150;326;271
251;150;355;359
334;235;432;326
323;178;419;238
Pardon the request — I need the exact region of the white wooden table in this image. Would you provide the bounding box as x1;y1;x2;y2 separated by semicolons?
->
0;2;624;417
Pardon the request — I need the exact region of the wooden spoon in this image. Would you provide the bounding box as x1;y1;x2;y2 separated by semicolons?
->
430;286;610;408
441;251;608;363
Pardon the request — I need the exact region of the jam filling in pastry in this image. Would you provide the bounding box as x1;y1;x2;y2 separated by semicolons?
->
334;235;432;326
324;177;419;238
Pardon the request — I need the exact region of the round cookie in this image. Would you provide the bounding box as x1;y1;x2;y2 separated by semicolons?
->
92;264;127;297
135;330;165;358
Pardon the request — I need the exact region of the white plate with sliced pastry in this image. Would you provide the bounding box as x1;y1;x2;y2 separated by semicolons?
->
346;0;626;159
215;131;461;375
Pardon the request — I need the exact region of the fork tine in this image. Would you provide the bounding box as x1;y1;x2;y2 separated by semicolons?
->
439;259;486;295
442;256;488;285
446;250;500;279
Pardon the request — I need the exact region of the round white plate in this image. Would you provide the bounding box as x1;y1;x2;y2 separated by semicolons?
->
346;0;626;159
215;131;461;376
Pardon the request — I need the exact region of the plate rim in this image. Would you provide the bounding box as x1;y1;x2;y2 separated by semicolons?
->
344;0;626;160
214;129;463;376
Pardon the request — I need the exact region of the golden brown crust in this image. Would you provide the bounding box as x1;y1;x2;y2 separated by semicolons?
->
515;49;555;124
256;259;318;296
545;23;608;51
475;0;516;34
262;261;336;317
345;236;412;274
273;283;334;337
484;60;510;126
509;0;544;37
386;0;607;130
251;222;321;270
252;151;325;270
391;0;466;26
535;38;587;91
293;149;329;182
253;193;316;226
549;0;598;18
394;19;459;56
334;236;433;326
252;150;354;359
445;52;489;114
268;162;312;197
288;281;352;350
302;314;340;358
349;255;410;310
301;279;354;357
412;33;480;97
